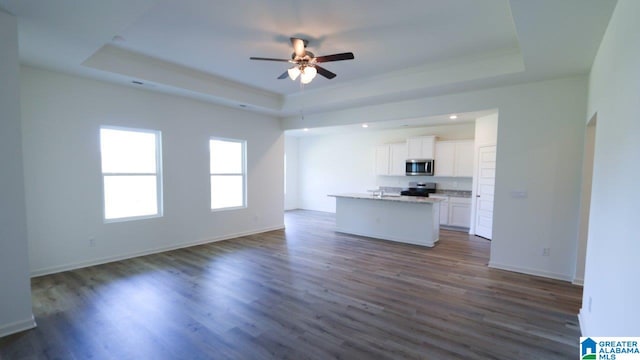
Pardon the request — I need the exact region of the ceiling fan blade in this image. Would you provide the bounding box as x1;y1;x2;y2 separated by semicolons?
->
250;57;291;62
277;71;289;80
315;65;337;79
315;52;355;63
291;38;307;58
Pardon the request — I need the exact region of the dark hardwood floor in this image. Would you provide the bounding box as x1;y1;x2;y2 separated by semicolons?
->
0;210;582;359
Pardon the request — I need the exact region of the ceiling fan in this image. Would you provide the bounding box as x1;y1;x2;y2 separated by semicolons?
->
250;37;355;84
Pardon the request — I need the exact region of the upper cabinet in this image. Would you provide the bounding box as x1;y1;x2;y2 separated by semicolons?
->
375;145;391;175
454;140;474;177
406;136;436;159
376;136;474;177
435;140;474;177
389;142;408;176
375;143;407;175
434;142;455;176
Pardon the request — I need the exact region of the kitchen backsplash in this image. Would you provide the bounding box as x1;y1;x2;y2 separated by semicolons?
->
377;176;472;191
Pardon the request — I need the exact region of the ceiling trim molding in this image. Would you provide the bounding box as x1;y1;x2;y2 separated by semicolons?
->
281;48;524;114
82;45;525;119
83;45;283;113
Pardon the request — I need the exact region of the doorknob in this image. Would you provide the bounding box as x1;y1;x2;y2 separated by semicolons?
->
476;195;480;197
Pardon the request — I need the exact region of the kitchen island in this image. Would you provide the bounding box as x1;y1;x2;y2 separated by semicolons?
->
328;193;442;247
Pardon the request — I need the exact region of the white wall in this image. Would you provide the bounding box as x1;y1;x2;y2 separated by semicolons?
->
297;123;475;213
580;0;640;336
20;66;285;276
284;135;299;210
285;76;587;282
0;11;35;337
474;113;499;147
469;113;499;234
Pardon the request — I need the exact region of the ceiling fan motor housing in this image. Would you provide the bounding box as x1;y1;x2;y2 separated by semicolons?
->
292;51;315;64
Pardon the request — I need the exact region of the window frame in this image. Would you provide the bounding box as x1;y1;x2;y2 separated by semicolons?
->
100;125;163;223
209;136;247;211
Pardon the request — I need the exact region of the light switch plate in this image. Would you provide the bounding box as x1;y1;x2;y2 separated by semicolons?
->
510;190;528;198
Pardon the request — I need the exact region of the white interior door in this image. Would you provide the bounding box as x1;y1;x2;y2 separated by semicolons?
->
475;145;496;239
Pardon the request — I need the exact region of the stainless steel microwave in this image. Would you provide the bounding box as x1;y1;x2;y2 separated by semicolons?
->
406;159;434;176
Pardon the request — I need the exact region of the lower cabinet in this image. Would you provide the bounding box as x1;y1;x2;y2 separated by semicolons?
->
448;197;472;227
429;195;471;229
429;195;449;225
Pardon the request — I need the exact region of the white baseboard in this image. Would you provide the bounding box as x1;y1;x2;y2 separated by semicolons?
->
0;315;36;338
578;308;589;336
488;261;573;282
31;225;285;277
572;277;584;286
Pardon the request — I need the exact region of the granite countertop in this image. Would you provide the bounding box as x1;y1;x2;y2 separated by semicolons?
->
378;186;472;198
328;193;443;204
434;190;472;198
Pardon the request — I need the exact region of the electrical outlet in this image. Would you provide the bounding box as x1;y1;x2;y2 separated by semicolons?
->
542;247;550;256
588;296;592;312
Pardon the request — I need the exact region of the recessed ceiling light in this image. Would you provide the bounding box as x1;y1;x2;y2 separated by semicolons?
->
362;124;369;128
449;114;458;120
303;128;309;132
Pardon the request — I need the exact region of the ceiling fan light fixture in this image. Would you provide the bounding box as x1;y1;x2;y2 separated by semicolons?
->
300;66;317;84
287;67;301;80
250;38;353;84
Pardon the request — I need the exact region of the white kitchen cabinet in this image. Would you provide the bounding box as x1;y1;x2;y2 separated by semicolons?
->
429;195;449;225
454;140;474;177
434;142;455;176
389;142;408;176
449;197;472;227
375;145;390;175
434;140;474;177
376;143;407;176
429;194;471;228
406;136;436;159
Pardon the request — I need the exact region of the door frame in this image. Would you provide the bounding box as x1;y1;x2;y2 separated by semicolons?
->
472;145;496;239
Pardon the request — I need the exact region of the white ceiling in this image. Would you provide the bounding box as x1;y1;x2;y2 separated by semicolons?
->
1;0;617;119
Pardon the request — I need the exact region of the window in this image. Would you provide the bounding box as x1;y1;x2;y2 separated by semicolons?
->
210;138;246;210
100;127;162;221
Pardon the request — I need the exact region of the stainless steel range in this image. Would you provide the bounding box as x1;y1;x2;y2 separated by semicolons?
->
400;182;436;197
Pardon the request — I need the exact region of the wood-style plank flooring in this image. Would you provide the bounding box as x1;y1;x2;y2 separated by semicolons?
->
1;210;582;359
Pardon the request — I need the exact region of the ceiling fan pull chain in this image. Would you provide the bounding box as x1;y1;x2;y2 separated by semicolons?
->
299;82;306;118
